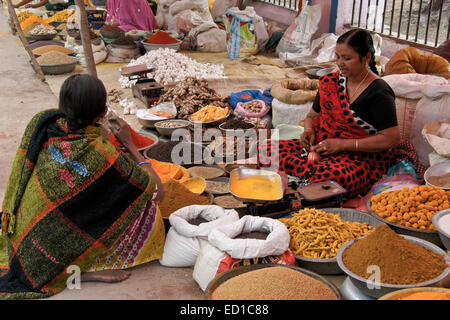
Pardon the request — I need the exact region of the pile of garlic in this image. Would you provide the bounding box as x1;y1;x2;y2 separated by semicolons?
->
119;48;226;88
120;98;137;115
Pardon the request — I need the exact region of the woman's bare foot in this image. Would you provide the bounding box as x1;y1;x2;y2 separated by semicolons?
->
81;270;131;283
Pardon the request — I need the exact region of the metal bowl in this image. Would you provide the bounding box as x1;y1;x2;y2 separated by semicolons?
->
378;286;450;300
154;119;191;137
285;208;385;275
137;130;159;153
366;198;443;247
206;263;342;300
424;160;450;190
29;33;57;41
187;165;225;180
432;209;450;251
40;61;77;75
218;121;255;134
224;163;257;175
136;108;176;129
229;168;283;203
336;234;450;299
189;109;231;128
204;177;230;195
141;39;181;52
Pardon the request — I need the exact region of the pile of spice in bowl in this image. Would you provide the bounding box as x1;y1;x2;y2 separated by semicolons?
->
339;224;449;289
219;118;255;131
143;30;180;51
36;51;76;65
144;140;204;165
111;36;137;48
209;266;339;300
32;45;73;56
29;24;57;35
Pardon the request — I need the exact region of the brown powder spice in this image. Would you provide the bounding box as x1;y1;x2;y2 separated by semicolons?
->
211;266;338;300
342;224;448;285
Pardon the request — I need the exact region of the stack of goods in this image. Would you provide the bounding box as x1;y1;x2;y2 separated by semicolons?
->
210;266;338;300
20;15;52;36
45;9;75;23
32;45;73;56
157;78;229;120
190;105;229;122
279;208;375;259
29;24;57;36
370;185;450;230
159;180;211;218
36;51;76;65
145;30;179;45
118;49;226;87
342;224;448;285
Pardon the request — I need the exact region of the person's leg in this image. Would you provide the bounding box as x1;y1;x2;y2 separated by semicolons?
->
81;270;131;283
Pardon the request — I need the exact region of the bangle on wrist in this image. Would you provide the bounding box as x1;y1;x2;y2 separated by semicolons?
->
355;139;359;151
138;161;152;166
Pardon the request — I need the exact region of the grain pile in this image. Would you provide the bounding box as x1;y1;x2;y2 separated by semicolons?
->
211;266;338;300
36;51;76;65
32;45;73;55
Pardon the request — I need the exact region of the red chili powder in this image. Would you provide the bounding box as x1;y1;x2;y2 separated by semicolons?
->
108;128;154;150
145;31;179;44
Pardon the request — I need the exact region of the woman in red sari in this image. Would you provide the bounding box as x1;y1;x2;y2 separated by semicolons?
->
258;29;401;198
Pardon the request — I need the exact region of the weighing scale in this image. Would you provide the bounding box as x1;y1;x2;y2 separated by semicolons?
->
121;64;164;108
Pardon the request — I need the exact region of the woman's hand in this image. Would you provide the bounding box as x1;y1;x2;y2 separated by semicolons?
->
300;129;315;151
311;139;343;156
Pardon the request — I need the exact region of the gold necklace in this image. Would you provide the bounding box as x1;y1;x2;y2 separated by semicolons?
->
348;69;369;99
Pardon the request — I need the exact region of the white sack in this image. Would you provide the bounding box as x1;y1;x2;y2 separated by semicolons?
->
271;98;313;128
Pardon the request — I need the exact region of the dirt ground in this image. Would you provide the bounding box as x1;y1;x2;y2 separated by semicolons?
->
0;6;348;300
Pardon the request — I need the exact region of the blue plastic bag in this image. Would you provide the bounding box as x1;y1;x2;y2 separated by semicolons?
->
229;90;263;109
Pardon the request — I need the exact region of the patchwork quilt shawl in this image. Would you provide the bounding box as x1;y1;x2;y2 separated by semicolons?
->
0;110;156;299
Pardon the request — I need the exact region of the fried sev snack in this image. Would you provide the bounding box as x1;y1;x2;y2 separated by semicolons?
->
279;208;375;259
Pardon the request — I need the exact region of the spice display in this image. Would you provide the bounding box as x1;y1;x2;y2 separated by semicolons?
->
148;159;190;184
370;185;450;230
437;213;450;235
221;118;254;130
211;266;338;300
145;30;179;44
209;136;257;160
241;100;263;113
158;78;229;119
100;24;124;33
279;208;374;259
36;51;76;65
74;29;99;41
234;231;268;240
190;105;229;122
205;180;229;194
20;15;52;31
395;291;450;300
145;141;203;164
230;175;282;201
32;45;73;55
17;11;35;23
182;177;206;194
119;49;225;87
108;128;154;150
188;166;224;179
46;9;75;23
112;36;136;46
188;217;209;226
241;116;269;129
159;180;210;218
213;195;245;208
29;24;57;35
342;224;448;285
428;172;450;189
156;121;188;129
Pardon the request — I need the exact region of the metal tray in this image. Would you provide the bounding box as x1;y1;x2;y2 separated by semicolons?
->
282;208;385;275
204;177;230;195
229;168;283;203
298;181;346;202
206;263;342;300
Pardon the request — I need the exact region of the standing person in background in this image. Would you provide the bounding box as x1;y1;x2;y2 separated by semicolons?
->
106;0;158;31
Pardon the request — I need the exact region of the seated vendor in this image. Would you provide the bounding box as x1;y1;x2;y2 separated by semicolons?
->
0;74;165;299
258;28;402;199
106;0;158;31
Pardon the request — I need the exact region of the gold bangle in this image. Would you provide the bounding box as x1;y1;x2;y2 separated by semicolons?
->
355;139;359;151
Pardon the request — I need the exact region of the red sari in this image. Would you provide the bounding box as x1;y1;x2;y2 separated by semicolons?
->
258;71;398;198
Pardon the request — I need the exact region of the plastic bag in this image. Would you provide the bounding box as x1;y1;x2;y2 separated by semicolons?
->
271;98;313;128
276;3;322;56
159;205;239;267
370;173;420;195
386;160;419;179
234;99;270;118
225;7;260;58
229;89;263;109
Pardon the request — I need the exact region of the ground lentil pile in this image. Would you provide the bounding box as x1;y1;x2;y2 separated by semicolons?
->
342;224;448;285
36;51;76;65
145;141;203;164
32;45;73;55
112;36;136;46
221;118;254;130
159;180;210;217
211;266;338;300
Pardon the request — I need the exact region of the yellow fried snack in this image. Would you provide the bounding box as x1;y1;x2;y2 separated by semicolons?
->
279;208;374;259
190;105;228;122
370;185;450;231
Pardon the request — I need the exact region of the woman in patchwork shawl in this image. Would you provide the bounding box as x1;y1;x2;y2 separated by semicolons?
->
0;74;165;299
258;29;422;199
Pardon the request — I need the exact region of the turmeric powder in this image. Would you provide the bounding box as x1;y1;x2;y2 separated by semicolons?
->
398;291;450;300
230;175;282;200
